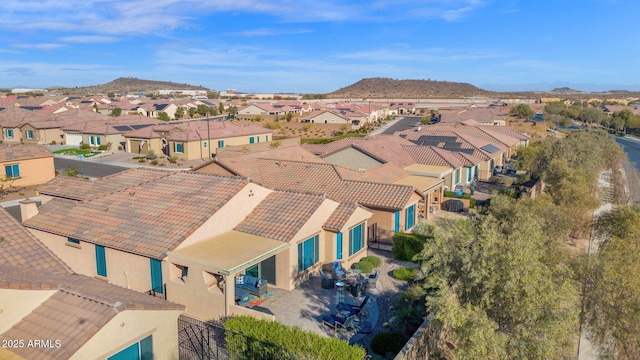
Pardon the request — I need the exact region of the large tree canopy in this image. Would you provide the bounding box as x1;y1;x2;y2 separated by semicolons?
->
419;196;579;359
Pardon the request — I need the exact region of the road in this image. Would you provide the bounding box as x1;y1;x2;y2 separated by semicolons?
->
615;136;640;203
615;136;640;168
55;157;128;178
380;116;422;135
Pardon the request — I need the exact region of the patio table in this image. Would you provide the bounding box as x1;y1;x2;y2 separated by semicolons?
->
336;281;345;303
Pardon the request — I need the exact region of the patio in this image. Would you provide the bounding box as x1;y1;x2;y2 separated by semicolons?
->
250;249;417;346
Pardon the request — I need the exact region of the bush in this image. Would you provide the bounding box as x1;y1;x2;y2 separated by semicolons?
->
393;267;418;281
353;260;374;274
117;145;123;150
491;176;514;187
98;144;108;150
392;233;428;262
169;155;178;163
224;316;365;360
138;158;146;163
361;255;382;268
49;141;56;145
80;143;90;150
150;160;158;165
371;332;408;356
145;150;157;160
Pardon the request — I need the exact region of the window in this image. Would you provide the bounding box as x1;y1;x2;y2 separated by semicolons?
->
405;204;416;230
150;259;163;294
394;210;400;232
4;164;20;178
467;167;472;182
218;140;225;148
107;334;153;360
266;135;269;142
25;130;34;139
297;235;319;273
203;142;207;148
90;136;95;145
5;129;13;138
474;165;479;179
182;266;189;278
67;238;80;245
455;168;460;184
97;137;101;145
95;245;107;277
257;136;260;143
349;223;365;256
336;232;343;260
175;143;183;153
249;137;255;144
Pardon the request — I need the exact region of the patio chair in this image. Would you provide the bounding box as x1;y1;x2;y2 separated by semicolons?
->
319;268;335;289
321;313;356;334
367;270;379;289
336;294;370;316
331;261;347;279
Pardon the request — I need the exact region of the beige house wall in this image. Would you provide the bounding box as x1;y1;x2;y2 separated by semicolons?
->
171;132;273;160
127;138;162;155
367;193;421;234
73;310;183;360
28;229;154;293
1;157;55;187
20;124;40;144
40;128;64;145
327;206;373;268
0;289;57;334
179;183;273;250
163;257;275;322
307;112;350;124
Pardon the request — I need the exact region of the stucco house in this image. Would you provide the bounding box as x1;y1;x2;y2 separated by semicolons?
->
26;169;372;322
0;144;54;187
0;207;184;360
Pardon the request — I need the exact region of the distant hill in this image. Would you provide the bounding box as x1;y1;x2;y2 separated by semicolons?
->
326;78;495;99
49;77;210;95
549;87;583;95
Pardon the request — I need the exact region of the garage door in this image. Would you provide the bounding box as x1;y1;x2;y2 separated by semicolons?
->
65;133;82;146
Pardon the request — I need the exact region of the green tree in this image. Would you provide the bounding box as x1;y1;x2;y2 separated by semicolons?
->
509;104;534;119
544;101;567;115
92;103;99;112
110;107;122;117
175;106;184;119
228;106;238;117
196;104;208;116
207;91;219;99
157;111;170;121
584;206;640;359
107;92;115;98
612;109;635;131
578;107;606;124
188;107;196;118
218;102;225;114
419;205;579;359
285;112;293;122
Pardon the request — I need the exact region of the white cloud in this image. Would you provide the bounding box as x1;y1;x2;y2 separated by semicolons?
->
14;43;64;51
60;35;119;43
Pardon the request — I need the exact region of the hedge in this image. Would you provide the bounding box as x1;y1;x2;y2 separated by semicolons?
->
224;316;366;360
392;233;427;262
353;260;374;274
393;268;417;282
361;255;382;268
371;332;409;356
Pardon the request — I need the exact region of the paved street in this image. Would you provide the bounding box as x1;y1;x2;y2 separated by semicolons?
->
54;157;128;178
380;116;421;135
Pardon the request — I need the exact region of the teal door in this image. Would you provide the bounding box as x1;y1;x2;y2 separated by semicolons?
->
336;232;343;260
150;259;163;294
394;211;401;232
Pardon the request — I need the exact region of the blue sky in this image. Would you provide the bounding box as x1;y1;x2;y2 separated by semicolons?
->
0;0;639;93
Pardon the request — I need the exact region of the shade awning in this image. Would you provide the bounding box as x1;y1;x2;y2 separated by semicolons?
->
394;175;444;193
168;230;290;275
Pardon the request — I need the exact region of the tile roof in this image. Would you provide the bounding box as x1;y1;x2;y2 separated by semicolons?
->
401;145;465;168
256;159;417;210
26;172;248;259
38;168;170;201
0;207;71;274
334;162;410;183
323;202;359;232
234;191;327;242
0;144;53;162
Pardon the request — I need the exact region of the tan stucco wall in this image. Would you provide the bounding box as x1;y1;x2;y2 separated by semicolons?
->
367;194;421;234
167;132;273;160
179;183;273;249
127;138;162;155
41;128;64;145
28;229;154;292
73;310;183;360
308;112;349;124
0;289;57;334
1;157;55;187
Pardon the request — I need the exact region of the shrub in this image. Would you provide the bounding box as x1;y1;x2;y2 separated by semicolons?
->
224;316;365;360
169;155;178;163
150;160;158;165
393;267;417;281
491;176;514;187
361;255;382;268
371;332;408;356
80;143;90;150
392;233;428;262
145;150;157;160
49;141;56;145
138;158;146;163
353;260;374;274
117;145;123;150
98;144;108;150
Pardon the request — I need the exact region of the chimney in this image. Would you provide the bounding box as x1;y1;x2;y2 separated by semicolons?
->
19;199;39;223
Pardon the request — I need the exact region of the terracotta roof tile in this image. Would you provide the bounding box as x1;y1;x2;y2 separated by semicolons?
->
401;145;465;168
26;172;248;258
38;168;170;201
0;144;52;162
323;203;359;232
234;191;327;242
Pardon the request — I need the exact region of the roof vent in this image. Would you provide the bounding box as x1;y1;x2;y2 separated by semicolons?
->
113;301;123;314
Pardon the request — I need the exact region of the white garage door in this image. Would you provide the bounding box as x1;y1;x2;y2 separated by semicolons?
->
65;133;82;146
